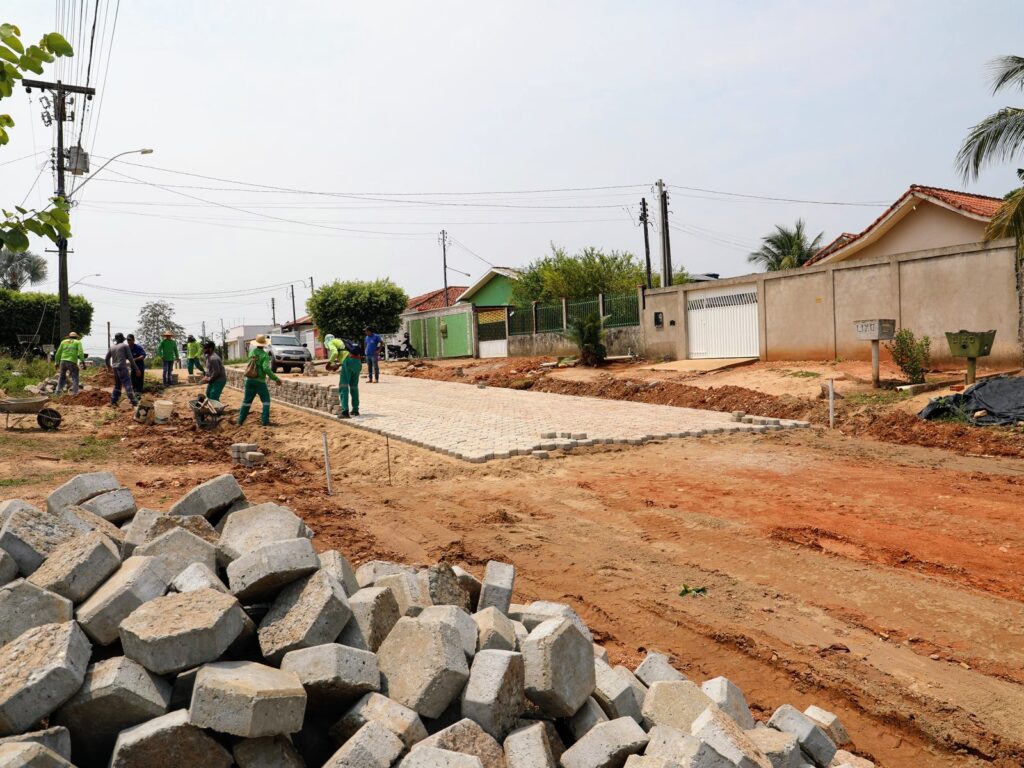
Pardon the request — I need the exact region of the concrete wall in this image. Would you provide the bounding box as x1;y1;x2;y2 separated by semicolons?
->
509;325;642;358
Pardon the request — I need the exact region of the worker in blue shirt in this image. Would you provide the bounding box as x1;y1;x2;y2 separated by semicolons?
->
364;327;382;383
126;334;147;394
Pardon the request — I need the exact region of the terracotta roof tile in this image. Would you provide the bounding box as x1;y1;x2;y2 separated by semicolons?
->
406;286;468;312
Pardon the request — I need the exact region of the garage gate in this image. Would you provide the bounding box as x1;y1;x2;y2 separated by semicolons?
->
686;286;759;359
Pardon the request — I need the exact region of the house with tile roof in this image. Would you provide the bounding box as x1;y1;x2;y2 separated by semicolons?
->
406;286;469;313
806;185;1002;266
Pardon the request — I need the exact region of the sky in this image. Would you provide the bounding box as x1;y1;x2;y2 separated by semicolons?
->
3;1;1023;353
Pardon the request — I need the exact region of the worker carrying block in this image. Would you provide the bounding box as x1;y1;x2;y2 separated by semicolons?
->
324;334;362;419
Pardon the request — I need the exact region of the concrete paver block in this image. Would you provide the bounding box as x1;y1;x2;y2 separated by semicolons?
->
560;716;649;768
330;692;428;749
120;509;161;556
418;562;471;611
46;472;120;513
338;585;400;652
281;642;380;699
478;561;514;614
355;560;416;589
0;579;73;646
641;680;713;732
594;658;643;723
745;727;802;768
416;718;504;768
703;676;756;730
258;570;351;662
828;749;874;768
189;660;307;737
0;504;79;575
0;742;73;767
452;565;482;610
461;649;525;740
768;705;837;767
135;527;218;580
171;561;229;594
119;588;246;674
168;473;244;518
0;622;91;736
57;506;125;552
323;720;404;768
0;728;71;762
614;665;647;717
692;706;772;768
402;747;484;767
504;722;555;768
232;736;305;768
518;600;593;642
569;696;609;741
80;488;137;523
803;705;851;748
522;617;595;717
75;556;170;645
319;549;360;595
0;500;36;528
376;571;430;617
109;709;232;768
377;616;470;718
53;656;171;756
218;502;308;562
27;531;121;603
144;514;219;548
0;550;16;587
634;651;687;687
420;604;478;659
227;538;320;602
474;605;517;652
645;724;730;767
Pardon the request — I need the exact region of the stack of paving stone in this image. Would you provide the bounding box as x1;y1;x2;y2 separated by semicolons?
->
0;472;873;768
226;370;340;416
230;443;265;468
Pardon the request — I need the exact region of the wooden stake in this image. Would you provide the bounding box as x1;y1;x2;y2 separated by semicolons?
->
322;431;333;496
386;435;393;487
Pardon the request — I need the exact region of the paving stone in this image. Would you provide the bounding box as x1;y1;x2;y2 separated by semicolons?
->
593;644;609;662
57;506;125;552
416;718;504;768
645;724;729;767
0;579;73;646
452;565;482;610
218;502;308;563
0;550;16;587
355;560;417;588
692;706;772;768
641;680;713;732
120;509;162;556
0;500;35;528
319;549;360;595
703;676;756;730
119;588;247;674
402;747;484;767
560;716;649;768
189;660;307;737
108;709;232;768
0;742;73;767
46;472;120;513
376;571;430;617
80;488;137;523
474;605;517;652
594;658;643;723
517;600;593;642
378;616;470;718
569;696;609;741
27;531;121;604
614;665;648;717
635;651;687;686
144;514;219;548
169;473;245;518
171;561;229;594
0;728;71;762
767;705;837;767
803;705;851;748
258;570;352;662
281;642;380;699
338;585;401;652
76;556;171;645
419;561;471;611
53;656;171;757
330;692;428;748
504;722;556;768
134;527;218;580
420;604;478;658
0;622;91;736
323;720;404;768
745;727;802;768
461;649;525;740
522;617;595;717
828;749;873;768
227;537;320;601
232;736;305;768
477;560;515;614
0;504;79;575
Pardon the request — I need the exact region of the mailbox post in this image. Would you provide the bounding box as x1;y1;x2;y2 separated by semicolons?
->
854;319;896;388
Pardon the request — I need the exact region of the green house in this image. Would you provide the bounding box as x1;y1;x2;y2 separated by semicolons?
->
456;268;521;358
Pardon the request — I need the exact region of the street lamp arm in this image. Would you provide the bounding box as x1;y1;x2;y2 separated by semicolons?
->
69;148;154;200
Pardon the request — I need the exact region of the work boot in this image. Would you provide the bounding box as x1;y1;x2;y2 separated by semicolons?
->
351;409;360;416
338;411;350;419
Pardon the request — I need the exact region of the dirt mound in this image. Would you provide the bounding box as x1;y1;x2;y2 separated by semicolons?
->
64;389;111;407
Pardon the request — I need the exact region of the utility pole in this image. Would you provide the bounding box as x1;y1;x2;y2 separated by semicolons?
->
309;276;315;293
106;321;110;350
655;179;674;287
271;297;276;326
201;321;206;343
639;198;653;289
23;79;96;339
289;284;297;326
220;318;226;358
438;230;450;306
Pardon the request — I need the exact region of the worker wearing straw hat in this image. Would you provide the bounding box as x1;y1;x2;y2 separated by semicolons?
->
237;334;281;426
156;331;178;385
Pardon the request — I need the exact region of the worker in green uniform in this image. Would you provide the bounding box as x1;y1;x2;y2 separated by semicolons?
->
324;334;362;418
237;334;281;426
54;331;86;395
201;340;227;402
157;332;178;385
185;335;206;376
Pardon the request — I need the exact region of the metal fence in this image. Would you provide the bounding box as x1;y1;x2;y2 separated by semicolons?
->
508;307;533;336
603;292;640;328
536;302;564;333
509;292;641;336
566;297;600;327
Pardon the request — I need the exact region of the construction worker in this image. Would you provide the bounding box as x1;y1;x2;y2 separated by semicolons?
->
54;331;86;396
201;340;227;402
126;334;146;394
185;335;206;376
237;334;281;426
105;332;141;407
364;326;382;383
324;334;361;419
157;332;178;385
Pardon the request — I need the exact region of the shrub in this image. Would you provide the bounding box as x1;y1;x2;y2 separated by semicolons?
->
563;314;608;367
308;279;407;341
886;328;931;384
0;289;93;350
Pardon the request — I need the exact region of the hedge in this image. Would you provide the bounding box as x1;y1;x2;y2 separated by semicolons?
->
0;289;95;349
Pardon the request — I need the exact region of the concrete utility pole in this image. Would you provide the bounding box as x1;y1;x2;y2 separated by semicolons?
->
309;276;315;293
201;321;206;342
655;179;673;287
439;230;450;306
289;284;297;325
271;297;276;326
639;198;653;289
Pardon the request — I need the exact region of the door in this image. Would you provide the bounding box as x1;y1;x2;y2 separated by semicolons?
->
476;308;508;358
425;317;441;358
686;286;759;359
441;311;470;358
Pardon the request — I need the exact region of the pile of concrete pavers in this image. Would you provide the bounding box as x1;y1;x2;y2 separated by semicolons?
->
226;369;341;416
0;472;874;768
230;443;266;468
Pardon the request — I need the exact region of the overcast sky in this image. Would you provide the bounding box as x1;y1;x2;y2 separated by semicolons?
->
3;1;1023;352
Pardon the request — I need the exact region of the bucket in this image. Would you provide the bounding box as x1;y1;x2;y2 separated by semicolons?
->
153;400;174;422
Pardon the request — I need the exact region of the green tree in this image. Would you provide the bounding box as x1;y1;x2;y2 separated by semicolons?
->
308;279;408;340
563;313;607;366
747;219;823;271
134;300;185;356
0;288;92;349
511;245;647;305
0;247;46;290
956;55;1024;256
0;22;74;255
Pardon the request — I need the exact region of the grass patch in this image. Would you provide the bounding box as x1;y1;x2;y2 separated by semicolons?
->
0;477;29;488
0;356;55;396
787;370;821;378
62;436;118;462
844;390;911;407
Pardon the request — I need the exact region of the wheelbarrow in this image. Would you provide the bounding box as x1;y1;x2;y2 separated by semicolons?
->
188;396;227;430
0;395;61;431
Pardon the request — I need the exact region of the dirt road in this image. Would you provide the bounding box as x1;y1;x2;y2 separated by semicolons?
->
4;381;1023;767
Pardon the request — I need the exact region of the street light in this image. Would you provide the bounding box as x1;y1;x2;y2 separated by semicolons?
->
69;273;101;289
70;148;154;199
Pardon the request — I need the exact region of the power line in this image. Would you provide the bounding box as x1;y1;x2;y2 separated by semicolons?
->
88;0;120;156
75;279;307;299
0;151;45;168
669;184;887;207
450;238;495;268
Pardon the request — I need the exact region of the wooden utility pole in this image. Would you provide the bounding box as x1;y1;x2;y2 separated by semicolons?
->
639;198;653;289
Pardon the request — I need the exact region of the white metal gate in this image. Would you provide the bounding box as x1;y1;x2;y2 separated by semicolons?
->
686;286;759;359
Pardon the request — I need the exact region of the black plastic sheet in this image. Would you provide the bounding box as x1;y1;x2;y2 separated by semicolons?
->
918;375;1024;426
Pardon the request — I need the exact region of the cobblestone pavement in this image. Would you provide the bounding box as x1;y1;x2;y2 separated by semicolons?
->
288;373;808;463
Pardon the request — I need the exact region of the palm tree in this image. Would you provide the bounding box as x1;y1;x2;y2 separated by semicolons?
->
0;248;48;291
957;55;1024;253
747;220;823;271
